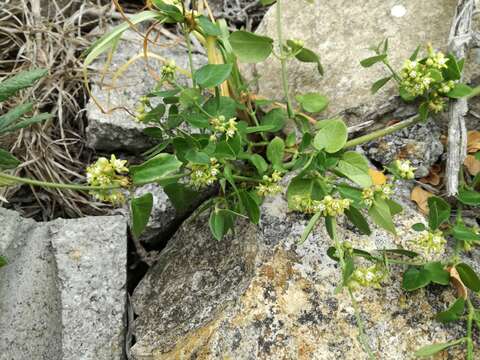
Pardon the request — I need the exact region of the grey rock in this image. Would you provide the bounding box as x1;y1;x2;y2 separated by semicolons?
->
0;207;127;360
252;0;457;125
86;28;207;152
362;120;444;178
0;208;62;360
50;215;127;360
208;0;269;27
130;190;468;359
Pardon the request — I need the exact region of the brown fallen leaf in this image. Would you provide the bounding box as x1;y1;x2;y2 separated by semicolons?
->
419;164;442;186
410;186;434;214
448;266;468;300
464;154;480;176
369;168;387;185
467;130;480;153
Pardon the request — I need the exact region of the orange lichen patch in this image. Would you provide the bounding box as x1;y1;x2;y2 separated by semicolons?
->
369;168;387;185
464;154;480;176
411;186;434;214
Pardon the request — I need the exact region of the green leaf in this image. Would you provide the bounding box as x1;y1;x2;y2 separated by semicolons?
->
452;224;480;242
130;193;153;239
290;44;323;75
185;150;210;164
345;206;371;235
1;113;51;133
447;83;473;99
229;31;274;63
418;102;429;122
296;93;329;113
266;137;285;169
261;108;286;132
336;151;372;188
0;103;33;131
456;263;480;292
436;298;465;323
209;209;226;241
360;54;387;68
152;0;183;21
131;153;182;185
239;190;260;224
427;196;451;230
457;187;480;206
144;127;163;139
371;76;391;94
287;177;328;209
402;266;431;291
343;256;355;285
368;196;396;234
313;118;348;153
0;148;20;170
203;96;238;120
163;183;198;213
84;11;159;66
248;154;268;175
260;0;276;4
197;15;221;36
424;262;450;285
412;222;426;232
299;212;321;244
195;64;232;89
325;216;335;240
428;69;443;82
443;53;462;81
409;45;421;61
336;184;363;205
379;249;419;258
179;88;202;109
386;199;403;216
142;104;166;123
414;340;464;358
0;69;47;102
0;255;6;268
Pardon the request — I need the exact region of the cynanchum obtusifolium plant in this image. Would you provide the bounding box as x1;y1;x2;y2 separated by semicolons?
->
0;0;479;358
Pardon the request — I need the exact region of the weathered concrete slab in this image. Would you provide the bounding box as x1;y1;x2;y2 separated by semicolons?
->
0;207;127;360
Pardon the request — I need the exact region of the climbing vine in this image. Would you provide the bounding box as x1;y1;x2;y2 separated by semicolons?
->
0;0;479;358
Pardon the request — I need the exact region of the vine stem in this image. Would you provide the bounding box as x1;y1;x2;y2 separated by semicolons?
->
275;0;294;118
467;299;474;359
0;172;121;191
344;115;420;149
330;217;376;360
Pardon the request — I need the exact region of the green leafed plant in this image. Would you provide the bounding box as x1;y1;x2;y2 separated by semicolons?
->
0;2;479;359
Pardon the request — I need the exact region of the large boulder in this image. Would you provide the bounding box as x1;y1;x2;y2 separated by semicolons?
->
253;0;457;125
0;208;127;359
86;28;207;152
130;190;469;359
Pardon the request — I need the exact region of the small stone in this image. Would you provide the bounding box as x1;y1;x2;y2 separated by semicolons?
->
391;4;407;18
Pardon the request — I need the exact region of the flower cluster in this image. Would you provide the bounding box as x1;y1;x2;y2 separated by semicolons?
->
291;195;351;216
135;96;150;122
161;60;177;82
187;158;220;188
399;46;455;113
392;159;416;179
86;155;130;204
409;230;447;259
362;184;393;207
256;171;283;197
349;264;387;290
209;115;238;140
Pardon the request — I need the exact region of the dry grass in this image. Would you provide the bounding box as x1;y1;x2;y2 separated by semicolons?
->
0;0;119;219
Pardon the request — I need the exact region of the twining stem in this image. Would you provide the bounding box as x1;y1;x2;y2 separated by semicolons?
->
348;288;377;360
467;299;474;359
0;172;121;191
330;217;376;360
275;0;294;118
344;115;420;149
184;28;196;87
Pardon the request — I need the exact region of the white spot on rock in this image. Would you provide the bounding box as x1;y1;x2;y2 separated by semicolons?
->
391;4;407;18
